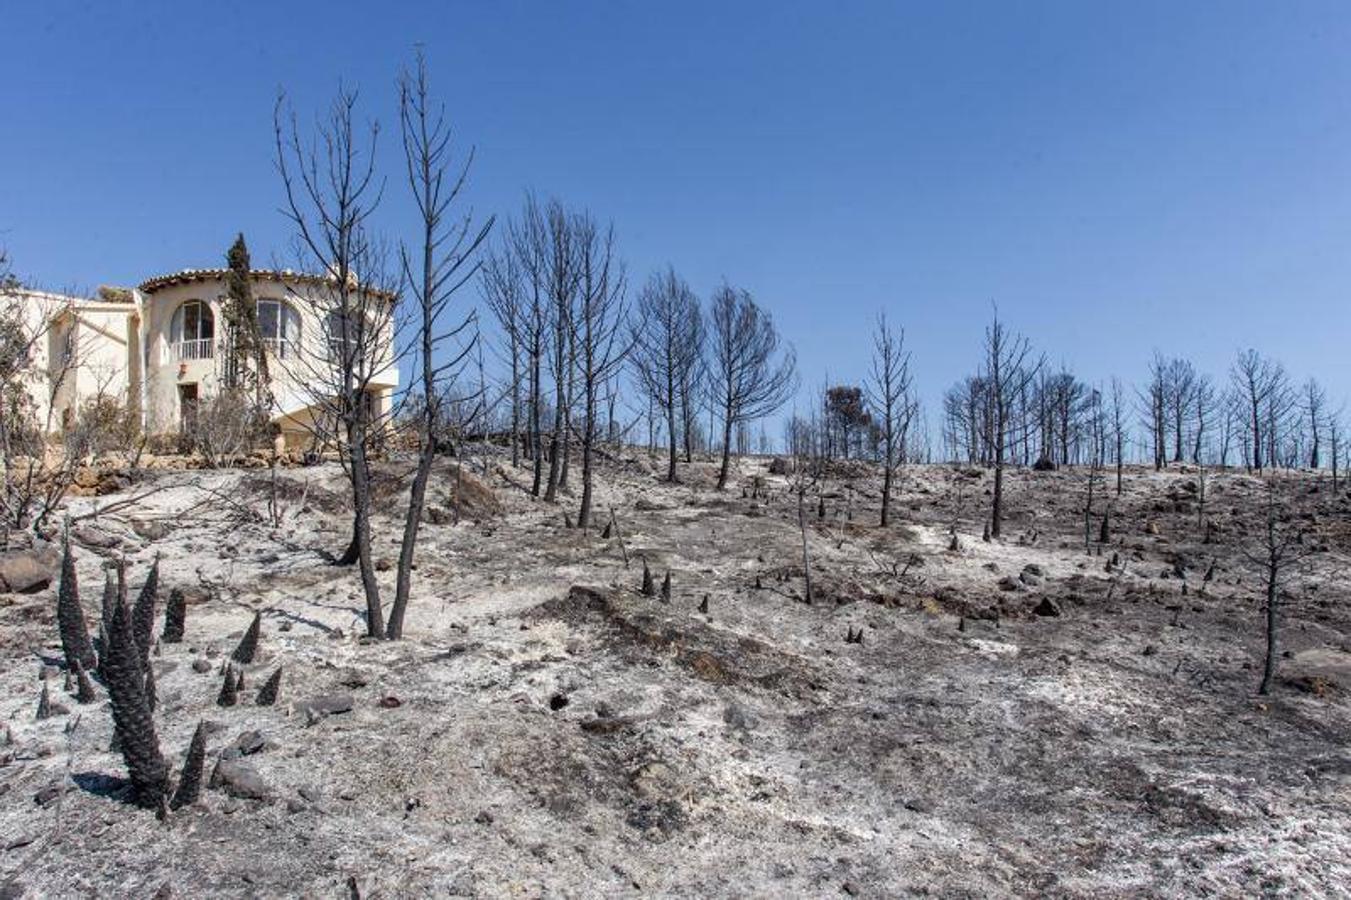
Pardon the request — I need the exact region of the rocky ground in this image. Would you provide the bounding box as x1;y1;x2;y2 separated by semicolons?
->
1;451;1349;898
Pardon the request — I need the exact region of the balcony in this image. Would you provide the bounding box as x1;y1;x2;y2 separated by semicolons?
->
174;338;214;361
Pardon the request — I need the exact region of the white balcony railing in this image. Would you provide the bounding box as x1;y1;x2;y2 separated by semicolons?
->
174;339;214;361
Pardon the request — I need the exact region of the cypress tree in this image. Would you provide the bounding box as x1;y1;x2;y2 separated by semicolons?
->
170;722;207;810
104;596;168;808
224;234;270;405
231;611;261;664
660;571;672;603
256;666;282;706
36;681;52;720
162;588;186;643
641;560;655;596
56;535;97;671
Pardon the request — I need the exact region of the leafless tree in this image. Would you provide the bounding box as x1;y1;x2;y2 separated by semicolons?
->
1141;352;1168;470
1242;482;1320;694
981;310;1042;538
570;214;629;528
631;267;702;482
1230;349;1289;472
507;195;551;496
1164;357;1197;464
386;55;492;640
865;313;915;526
707;284;798;490
1301;378;1327;471
1190;373;1215;464
274;87;397;637
542;200;580;503
481;248;523;467
1109;377;1127;494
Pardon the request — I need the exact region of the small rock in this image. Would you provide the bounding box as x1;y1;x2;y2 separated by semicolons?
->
192;659;212;674
33;783;66;806
297;693;354;717
209;760;270;801
474;810;494;825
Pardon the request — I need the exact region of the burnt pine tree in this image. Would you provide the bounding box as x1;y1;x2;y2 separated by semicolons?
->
631;267;702;483
981;310;1041;538
571;214;629;529
56;534;97;671
707;285;797;490
865;313;916;527
386;54;492;640
274;87;394;637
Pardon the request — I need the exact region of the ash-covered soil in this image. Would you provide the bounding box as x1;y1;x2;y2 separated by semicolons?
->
2;454;1349;898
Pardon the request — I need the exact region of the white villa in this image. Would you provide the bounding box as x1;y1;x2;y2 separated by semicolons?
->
8;268;399;447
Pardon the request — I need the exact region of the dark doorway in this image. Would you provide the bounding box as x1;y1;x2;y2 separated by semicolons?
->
178;383;199;435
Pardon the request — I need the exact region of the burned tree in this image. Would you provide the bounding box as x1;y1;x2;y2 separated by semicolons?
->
980;310;1041;538
707;285;797;490
274;87;398;637
1243;483;1319;694
631;267;702;482
386;55;492;641
865;313;915;526
570;214;628;529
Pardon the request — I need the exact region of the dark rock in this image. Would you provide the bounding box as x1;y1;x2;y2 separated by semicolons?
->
1032;597;1062;617
209;759;270;801
191;658;212;674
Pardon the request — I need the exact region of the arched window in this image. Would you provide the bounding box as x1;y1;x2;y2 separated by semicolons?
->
170;300;214;360
256;298;301;359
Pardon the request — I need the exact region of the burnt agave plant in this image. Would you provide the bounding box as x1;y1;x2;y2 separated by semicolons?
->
231;612;261;665
56;536;97;672
104;595;168;808
161;588;186;644
132;558;159;666
73;659;98;704
216;666;239;707
170;722;207;810
256;666;282;706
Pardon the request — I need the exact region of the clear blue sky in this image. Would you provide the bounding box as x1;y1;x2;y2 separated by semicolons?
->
4;1;1350;425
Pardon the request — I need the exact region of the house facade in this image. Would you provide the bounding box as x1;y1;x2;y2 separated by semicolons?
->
9;268;399;446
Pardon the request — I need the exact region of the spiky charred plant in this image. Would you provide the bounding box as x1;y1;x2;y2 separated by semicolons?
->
132;558;159;666
161;588;186;643
170;722;207;810
231;612;261;664
256;666;282;706
56;536;97;672
104;595;168;808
